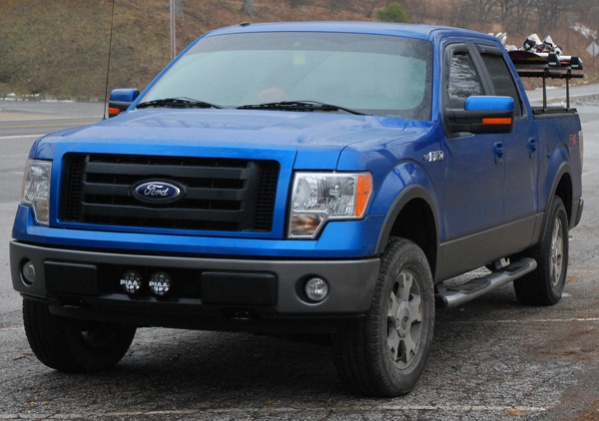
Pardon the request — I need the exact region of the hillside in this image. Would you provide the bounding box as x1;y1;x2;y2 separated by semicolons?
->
0;0;596;100
0;0;380;100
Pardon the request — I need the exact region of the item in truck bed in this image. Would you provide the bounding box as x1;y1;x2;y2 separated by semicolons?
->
494;32;583;70
508;50;583;70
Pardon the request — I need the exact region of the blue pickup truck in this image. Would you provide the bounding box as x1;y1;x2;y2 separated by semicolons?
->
11;22;583;397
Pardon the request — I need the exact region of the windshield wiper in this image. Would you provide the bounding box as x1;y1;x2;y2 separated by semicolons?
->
237;100;366;115
136;97;222;109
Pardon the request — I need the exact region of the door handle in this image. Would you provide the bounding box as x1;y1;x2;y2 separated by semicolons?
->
528;138;537;158
494;142;504;165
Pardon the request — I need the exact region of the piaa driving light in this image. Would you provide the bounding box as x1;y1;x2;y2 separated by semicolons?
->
149;272;172;296
21;159;52;225
120;270;142;295
289;172;372;238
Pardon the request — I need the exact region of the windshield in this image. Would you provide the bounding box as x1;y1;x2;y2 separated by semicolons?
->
141;32;433;120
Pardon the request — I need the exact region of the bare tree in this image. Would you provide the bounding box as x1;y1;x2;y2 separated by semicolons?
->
533;0;567;33
241;0;254;17
468;0;496;26
504;0;534;35
559;0;599;37
288;0;309;7
403;0;430;22
495;0;518;26
363;0;382;17
446;0;478;28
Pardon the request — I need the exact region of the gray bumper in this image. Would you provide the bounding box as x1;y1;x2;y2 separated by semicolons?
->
11;241;380;320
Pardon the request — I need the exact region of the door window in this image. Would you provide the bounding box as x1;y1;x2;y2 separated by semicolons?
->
447;51;483;108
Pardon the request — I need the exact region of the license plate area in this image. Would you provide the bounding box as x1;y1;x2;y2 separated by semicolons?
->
201;272;277;306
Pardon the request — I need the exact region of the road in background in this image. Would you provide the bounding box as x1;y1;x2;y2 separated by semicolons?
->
0;96;598;420
526;81;599;107
0;100;103;137
0;101;104;316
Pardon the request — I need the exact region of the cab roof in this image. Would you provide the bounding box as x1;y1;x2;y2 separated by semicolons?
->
204;21;496;43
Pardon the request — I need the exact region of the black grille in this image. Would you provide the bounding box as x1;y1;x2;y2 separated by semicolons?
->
60;154;279;232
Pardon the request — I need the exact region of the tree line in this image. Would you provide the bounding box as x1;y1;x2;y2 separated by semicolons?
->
239;0;598;39
443;0;598;36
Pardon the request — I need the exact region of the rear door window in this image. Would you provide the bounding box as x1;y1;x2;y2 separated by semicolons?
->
479;50;523;117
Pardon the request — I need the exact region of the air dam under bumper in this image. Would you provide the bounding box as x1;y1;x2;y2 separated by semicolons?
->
10;241;380;330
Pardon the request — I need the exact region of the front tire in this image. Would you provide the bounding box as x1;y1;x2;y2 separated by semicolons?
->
333;238;435;397
513;196;569;306
23;299;136;372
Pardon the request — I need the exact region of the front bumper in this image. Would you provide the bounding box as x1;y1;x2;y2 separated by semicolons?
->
11;241;380;333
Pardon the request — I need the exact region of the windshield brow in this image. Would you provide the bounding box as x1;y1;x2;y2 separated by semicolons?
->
140;32;433;120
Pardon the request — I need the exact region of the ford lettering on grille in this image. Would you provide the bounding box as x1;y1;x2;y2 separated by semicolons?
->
132;181;182;204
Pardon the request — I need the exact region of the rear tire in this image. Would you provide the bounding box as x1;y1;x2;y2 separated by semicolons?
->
513;197;568;306
23;298;136;372
332;238;434;397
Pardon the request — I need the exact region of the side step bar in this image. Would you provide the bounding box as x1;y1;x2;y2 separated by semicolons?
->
435;258;537;309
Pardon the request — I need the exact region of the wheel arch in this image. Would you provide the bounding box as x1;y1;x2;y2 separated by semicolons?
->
543;161;574;233
375;185;440;280
553;170;573;225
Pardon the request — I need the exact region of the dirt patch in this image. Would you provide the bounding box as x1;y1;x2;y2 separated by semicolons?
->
529;322;599;364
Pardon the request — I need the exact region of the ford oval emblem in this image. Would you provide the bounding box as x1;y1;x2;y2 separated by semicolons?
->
132;181;183;204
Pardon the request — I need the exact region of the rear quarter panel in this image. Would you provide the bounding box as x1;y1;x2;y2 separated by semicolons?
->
534;111;583;225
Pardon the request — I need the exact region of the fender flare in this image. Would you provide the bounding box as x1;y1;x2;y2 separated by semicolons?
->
543;161;573;229
374;183;441;260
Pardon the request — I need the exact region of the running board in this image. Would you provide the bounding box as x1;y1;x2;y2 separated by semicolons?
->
435;258;537;309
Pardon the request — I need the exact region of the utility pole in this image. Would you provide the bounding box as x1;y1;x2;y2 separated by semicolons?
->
170;0;176;61
587;39;599;72
241;0;254;17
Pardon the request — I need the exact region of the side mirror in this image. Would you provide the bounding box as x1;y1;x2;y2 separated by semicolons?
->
108;88;140;118
446;96;514;134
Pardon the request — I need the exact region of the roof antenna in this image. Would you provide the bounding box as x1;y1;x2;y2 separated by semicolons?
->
102;0;116;120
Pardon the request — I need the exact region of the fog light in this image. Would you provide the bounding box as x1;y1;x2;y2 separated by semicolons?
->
149;272;171;296
120;270;142;294
305;277;329;302
21;260;36;286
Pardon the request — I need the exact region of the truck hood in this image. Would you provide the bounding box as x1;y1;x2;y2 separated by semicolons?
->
32;109;431;170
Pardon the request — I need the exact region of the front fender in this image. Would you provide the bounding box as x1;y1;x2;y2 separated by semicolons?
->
370;161;441;255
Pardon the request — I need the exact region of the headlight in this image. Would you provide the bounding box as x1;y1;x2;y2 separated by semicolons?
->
21;159;52;225
289;172;372;238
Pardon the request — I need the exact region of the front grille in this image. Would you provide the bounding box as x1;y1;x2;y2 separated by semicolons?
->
60;154;280;232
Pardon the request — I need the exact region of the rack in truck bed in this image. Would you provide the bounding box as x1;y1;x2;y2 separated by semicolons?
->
508;50;584;111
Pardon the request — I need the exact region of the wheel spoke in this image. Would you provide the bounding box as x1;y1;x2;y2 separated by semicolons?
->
399;331;417;363
398;272;413;301
399;295;422;364
387;287;401;361
550;218;563;286
388;289;400;321
408;294;422;323
387;327;401;360
386;269;424;367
